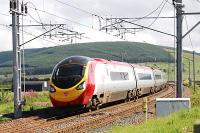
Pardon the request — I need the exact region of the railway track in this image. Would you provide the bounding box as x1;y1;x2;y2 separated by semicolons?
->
0;84;175;133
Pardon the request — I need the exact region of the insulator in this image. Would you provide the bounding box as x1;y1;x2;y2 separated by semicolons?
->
13;1;16;9
25;5;28;14
10;0;12;10
21;3;24;13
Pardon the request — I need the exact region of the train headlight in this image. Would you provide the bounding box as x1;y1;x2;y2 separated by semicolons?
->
76;82;85;90
49;85;56;93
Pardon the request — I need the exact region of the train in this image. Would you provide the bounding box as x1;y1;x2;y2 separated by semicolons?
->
49;56;167;109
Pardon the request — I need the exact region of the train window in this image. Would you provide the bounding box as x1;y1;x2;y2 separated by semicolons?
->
138;73;152;80
52;64;84;89
57;65;83;77
110;72;129;81
155;74;162;79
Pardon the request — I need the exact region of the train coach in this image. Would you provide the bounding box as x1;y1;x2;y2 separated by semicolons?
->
49;56;167;109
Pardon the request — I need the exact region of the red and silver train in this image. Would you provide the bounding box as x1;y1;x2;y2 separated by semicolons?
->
49;56;167;109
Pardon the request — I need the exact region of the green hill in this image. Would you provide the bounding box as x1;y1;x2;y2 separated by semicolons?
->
0;41;174;75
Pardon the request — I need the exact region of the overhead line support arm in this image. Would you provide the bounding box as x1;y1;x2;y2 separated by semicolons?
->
119;19;176;37
182;21;200;39
19;25;64;46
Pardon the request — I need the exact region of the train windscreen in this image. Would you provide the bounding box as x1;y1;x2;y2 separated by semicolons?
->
52;64;85;89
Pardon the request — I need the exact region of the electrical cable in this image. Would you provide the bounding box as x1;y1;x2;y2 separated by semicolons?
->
54;0;173;38
184;16;194;51
55;0;97;16
28;13;43;24
25;2;44;25
23;0;123;56
131;0;167;22
26;5;126;41
25;2;48;31
0;11;38;24
0;12;10;17
134;0;169;33
173;2;176;82
56;0;166;22
21;5;26;95
4;24;62;46
101;0;170;30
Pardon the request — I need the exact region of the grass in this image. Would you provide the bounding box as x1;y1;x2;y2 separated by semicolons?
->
108;86;200;133
109;108;200;133
0;91;51;121
22;91;51;110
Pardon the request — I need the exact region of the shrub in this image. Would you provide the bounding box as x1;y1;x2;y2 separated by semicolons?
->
191;90;200;107
190;84;200;107
0;89;9;103
183;80;190;87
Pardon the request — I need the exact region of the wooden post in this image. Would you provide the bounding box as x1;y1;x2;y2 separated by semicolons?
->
194;120;200;133
143;97;148;123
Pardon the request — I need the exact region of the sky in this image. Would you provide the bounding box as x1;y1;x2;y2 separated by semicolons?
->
0;0;200;52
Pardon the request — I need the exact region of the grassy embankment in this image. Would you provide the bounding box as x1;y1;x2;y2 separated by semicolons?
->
147;49;200;81
0;87;50;121
109;85;200;133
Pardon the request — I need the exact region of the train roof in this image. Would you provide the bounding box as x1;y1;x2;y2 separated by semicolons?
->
58;56;94;66
94;58;130;66
130;64;153;70
57;56;163;72
94;57;156;70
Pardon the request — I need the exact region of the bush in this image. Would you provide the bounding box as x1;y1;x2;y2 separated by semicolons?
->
189;83;200;107
191;89;200;107
0;89;9;103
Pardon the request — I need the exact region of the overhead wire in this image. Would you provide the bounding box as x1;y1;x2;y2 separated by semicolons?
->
55;0;97;16
4;24;62;46
27;5;94;28
21;1;26;94
24;0;179;46
134;0;169;33
173;1;176;82
100;0;171;31
17;2;122;59
0;12;10;17
27;13;43;24
184;16;194;51
54;0;173;39
130;0;168;22
0;11;39;24
56;0;167;22
25;2;44;25
0;19;60;47
26;5;125;42
24;0;180;60
25;2;48;31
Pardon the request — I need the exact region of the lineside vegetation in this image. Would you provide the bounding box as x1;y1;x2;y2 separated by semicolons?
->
108;85;200;133
0;90;50;121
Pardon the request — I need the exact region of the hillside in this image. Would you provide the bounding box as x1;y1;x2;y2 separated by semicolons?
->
0;41;174;75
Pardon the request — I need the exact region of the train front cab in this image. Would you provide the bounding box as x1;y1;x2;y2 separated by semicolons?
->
49;56;94;107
